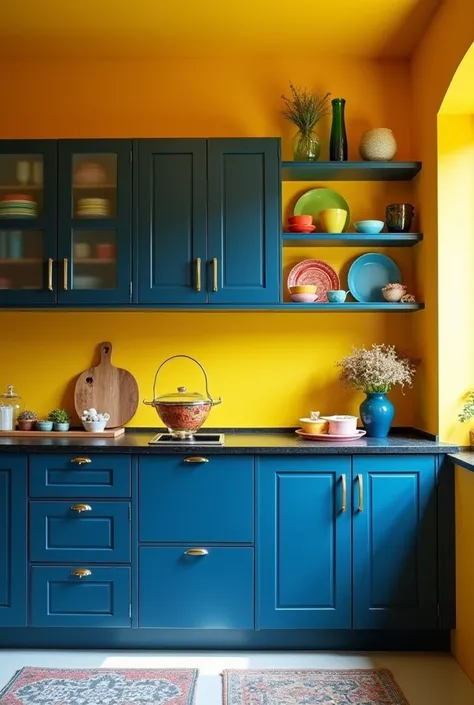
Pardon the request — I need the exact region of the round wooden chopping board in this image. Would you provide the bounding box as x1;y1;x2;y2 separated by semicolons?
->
74;342;139;428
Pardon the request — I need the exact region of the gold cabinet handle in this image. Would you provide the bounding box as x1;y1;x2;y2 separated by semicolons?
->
70;503;92;513
357;473;364;512
212;257;218;292
63;257;68;290
196;257;202;292
71;568;91;578
70;457;91;465
341;474;347;513
184;456;209;464
47;258;54;291
184;548;208;556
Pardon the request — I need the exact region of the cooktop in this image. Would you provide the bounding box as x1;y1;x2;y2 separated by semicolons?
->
149;433;225;446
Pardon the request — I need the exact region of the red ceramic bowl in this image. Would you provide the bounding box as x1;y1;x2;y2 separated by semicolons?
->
289;215;313;226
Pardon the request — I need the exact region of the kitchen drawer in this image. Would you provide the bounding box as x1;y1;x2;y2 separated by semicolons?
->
139;455;253;543
139;546;254;628
29;454;131;498
29;501;131;563
30;566;131;627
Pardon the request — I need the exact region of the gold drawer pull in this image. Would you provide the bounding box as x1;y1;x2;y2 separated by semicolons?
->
184;457;209;464
71;568;91;579
47;257;54;291
341;474;347;513
63;257;68;290
357;474;364;512
212;257;218;292
70;503;92;513
184;548;208;556
196;257;202;292
70;457;91;465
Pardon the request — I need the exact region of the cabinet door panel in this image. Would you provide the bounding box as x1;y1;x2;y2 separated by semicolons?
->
0;455;27;625
58;139;132;304
0;140;57;306
207;138;280;304
353;455;438;629
29;454;131;498
257;456;351;629
139;546;253;628
137;139;207;303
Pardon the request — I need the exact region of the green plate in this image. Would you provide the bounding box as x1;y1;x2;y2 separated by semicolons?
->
293;188;351;232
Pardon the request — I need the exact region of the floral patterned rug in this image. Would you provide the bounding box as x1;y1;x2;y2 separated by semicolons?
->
222;669;409;704
0;667;198;704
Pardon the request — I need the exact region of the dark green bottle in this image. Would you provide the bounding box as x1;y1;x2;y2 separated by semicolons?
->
329;98;348;161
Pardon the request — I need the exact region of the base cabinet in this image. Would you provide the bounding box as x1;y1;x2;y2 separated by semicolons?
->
352;455;438;629
139;546;254;629
257;456;351;629
0;455;27;626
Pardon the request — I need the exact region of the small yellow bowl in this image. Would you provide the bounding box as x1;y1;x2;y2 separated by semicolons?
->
290;285;317;294
300;418;329;434
319;208;347;233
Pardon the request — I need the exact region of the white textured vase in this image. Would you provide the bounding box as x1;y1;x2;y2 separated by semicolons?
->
359;128;397;161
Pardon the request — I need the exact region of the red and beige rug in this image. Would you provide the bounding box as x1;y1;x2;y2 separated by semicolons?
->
0;667;198;704
222;668;409;704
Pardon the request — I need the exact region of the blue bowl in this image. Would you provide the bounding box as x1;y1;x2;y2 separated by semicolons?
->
353;220;384;234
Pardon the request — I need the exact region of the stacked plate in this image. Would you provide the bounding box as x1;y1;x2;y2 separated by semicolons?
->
76;198;110;218
0;194;37;218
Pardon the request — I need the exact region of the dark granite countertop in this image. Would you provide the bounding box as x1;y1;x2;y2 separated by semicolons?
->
449;451;474;472
0;429;460;455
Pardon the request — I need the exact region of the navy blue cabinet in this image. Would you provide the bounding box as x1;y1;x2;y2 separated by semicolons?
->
352;455;438;630
136;139;207;304
207;139;280;304
58;140;132;304
0;141;57;306
0;454;27;626
137;138;280;304
257;456;351;629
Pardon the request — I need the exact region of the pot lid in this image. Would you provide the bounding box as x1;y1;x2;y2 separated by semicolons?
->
155;386;209;406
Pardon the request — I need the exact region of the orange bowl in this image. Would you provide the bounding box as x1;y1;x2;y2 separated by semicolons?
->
289;215;313;226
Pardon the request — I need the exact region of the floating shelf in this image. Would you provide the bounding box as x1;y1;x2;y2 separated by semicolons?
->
282;233;423;247
279;302;423;312
281;161;422;182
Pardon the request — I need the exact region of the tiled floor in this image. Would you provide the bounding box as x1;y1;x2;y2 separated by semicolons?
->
0;650;473;704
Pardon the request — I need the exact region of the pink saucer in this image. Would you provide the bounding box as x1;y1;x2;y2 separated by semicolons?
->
295;429;367;442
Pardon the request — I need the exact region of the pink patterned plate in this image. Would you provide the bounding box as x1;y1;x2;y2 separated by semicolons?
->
296;429;367;441
287;259;340;302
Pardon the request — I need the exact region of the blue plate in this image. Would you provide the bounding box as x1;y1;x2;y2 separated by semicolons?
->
348;253;401;302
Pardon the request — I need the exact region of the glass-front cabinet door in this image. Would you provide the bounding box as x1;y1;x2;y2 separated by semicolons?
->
57;140;132;304
0;141;57;306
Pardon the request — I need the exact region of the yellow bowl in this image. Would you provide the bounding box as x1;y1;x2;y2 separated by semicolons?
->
300;418;329;434
319;208;347;233
290;285;317;294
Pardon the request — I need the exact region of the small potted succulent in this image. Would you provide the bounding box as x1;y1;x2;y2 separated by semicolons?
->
48;408;70;431
81;408;110;432
36;419;53;432
459;391;474;447
17;410;37;431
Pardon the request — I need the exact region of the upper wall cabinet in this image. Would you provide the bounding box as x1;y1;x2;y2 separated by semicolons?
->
58;140;132;304
136;138;281;305
0;140;57;306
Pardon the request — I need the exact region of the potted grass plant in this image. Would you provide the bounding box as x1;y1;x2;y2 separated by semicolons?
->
281;82;331;162
459;391;474;447
336;344;417;438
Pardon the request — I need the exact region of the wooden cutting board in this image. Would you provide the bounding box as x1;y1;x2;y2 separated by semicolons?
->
74;342;139;428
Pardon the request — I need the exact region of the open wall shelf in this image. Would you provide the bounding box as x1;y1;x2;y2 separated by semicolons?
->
282;233;423;247
281;161;422;181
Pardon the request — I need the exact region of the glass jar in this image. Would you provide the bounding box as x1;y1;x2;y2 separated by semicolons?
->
0;385;23;430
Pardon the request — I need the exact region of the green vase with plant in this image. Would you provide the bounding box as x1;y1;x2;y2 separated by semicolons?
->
336;344;417;438
48;408;70;432
281;82;331;162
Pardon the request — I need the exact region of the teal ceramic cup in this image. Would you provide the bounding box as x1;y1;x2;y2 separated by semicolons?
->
327;290;348;303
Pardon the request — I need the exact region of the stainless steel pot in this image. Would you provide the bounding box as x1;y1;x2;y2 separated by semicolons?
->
143;355;222;438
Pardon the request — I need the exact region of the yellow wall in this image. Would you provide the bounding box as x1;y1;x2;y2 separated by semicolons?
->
452;465;474;680
437;113;474;445
0;57;420;427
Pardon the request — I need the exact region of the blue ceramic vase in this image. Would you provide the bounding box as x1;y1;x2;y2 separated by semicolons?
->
360;392;394;438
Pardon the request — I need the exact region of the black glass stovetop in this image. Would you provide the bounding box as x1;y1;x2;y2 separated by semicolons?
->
149;433;225;446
